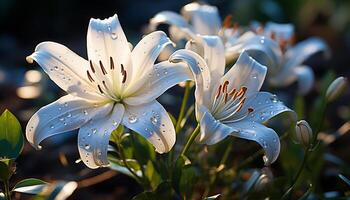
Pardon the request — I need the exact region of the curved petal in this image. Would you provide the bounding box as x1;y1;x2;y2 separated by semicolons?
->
169;49;212;114
122;101;175;153
227;120;281;165
199;107;281;165
78;104;124;169
149;11;191;31
27;42;105;101
129;31;173;83
264;22;295;41
221;51;267;96
181;2;221;35
233;92;296;124
87;14;132;91
26;95;113;149
123;61;192;106
284;37;330;70
294;65;315;94
193;35;226;81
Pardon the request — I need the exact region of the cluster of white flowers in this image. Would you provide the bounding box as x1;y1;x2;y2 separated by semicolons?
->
25;2;331;169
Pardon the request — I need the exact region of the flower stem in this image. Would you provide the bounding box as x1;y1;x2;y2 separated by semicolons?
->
175;81;191;134
180;124;200;157
3;180;11;200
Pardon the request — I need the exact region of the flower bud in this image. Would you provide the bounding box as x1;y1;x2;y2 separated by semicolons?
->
326;76;348;102
295;120;313;148
254;167;273;191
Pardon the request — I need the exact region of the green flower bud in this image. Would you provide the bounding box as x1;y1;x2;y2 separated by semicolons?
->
295;120;313;148
326;76;348;102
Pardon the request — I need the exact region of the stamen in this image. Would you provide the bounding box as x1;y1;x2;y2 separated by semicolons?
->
99;60;108;75
222;81;229;93
122;71;127;83
229;88;236;96
256;27;264;34
216;85;222;99
270;31;276;40
235;98;246;113
238;87;247;100
89;60;96;73
223;15;232;28
224;93;228;103
121;64;125;73
97;85;104;94
110;57;115;70
248;107;254;113
102;81;108;90
86;70;94;82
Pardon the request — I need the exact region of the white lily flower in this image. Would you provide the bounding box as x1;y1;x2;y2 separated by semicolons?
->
25;14;193;168
170;36;296;165
226;22;330;94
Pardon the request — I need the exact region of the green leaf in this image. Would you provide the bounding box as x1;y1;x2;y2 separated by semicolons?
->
0;159;11;181
131;133;156;164
293;95;305;119
0;109;24;159
12;178;48;194
132;182;177;200
179;165;198;197
204;194;221;200
145;160;162;190
108;155;142;178
109;125;124;144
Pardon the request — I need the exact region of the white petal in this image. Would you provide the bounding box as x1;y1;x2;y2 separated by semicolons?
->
199;107;281;165
284;37;330;70
78;104;124;169
236;92;296;123
169;49;212;112
122;101;175;153
27;42;105;101
225;35;283;73
227;120;281;165
264;22;295;41
191;35;226;81
123;61;192;105
294;65;315;94
87;14;132;91
26;95;113;149
129;31;173;84
221;51;267;95
181;2;221;35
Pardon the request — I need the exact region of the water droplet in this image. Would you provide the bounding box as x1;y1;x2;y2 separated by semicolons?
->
67;113;72;118
270;95;278;103
63;122;67;126
128;115;138;123
156;73;160;77
58;107;62;111
54;66;59;70
252;75;257;79
84;144;91;150
37;145;42;150
113;120;118;126
164;70;168;75
59;117;64;121
92;128;97;134
107;26;111;31
150;116;158;125
83;110;88;115
50;125;54;129
111;32;118;40
64;102;68;107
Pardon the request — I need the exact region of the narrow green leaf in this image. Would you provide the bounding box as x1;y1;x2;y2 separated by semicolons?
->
109;125;124;144
145;160;161;190
13;178;48;194
204;194;221;200
0;109;24;159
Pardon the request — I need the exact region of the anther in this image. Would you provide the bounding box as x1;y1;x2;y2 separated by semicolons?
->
89;60;96;73
216;85;222;99
102;80;108;89
223;15;232;28
122;71;127;83
229;88;236;96
248;107;254;113
222;81;229;93
99;60;107;75
97;85;104;94
86;70;95;82
270;32;276;40
110;57;115;70
120;64;127;84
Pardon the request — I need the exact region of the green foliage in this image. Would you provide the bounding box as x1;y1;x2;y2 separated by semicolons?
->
0;109;24;160
132;182;177;200
12;178;48;195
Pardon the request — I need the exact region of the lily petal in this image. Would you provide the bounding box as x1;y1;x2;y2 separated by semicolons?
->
26;95;113;149
284;37;330;70
78;104;124;169
87;14;132;90
221;51;267;96
123;61;192;106
264;22;295;41
181;2;221;35
128;31;173;87
294;65;315;94
27;42;105;101
122;101;175;153
199;107;281;165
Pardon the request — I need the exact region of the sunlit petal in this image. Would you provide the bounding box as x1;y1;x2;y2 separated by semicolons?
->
122;101;175;153
78;104;124;168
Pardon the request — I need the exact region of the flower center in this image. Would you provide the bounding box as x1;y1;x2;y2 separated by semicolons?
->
211;80;254;123
86;57;127;102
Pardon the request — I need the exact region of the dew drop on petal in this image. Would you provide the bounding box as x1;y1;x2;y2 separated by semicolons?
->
84;144;91;150
111;33;118;40
150;116;158;125
128;115;138;123
50;125;54;129
54;66;59;70
83;110;88;115
63;122;67;126
92;128;97;134
67;113;72;118
263;155;269;165
113;120;118;126
270;95;278;103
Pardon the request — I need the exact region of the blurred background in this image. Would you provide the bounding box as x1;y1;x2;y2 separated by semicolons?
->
0;0;349;199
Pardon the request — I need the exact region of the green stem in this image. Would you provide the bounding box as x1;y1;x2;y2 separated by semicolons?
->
3;180;11;200
203;143;233;197
180;124;200;157
175;81;191;133
281;149;309;200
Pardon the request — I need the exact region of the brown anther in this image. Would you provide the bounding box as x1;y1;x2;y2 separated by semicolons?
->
89;60;96;73
239;87;247;100
248;107;254;113
216;85;222;99
270;32;276;40
110;57;115;70
99;61;107;75
102;80;108;89
122;71;127;83
279;39;288;53
97;85;104;94
229;88;236;96
256;27;264;34
86;70;94;82
222;81;229;93
223;15;233;28
121;64;125;73
233;22;239;31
